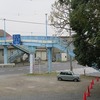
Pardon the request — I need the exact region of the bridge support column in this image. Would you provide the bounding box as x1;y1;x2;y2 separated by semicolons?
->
29;53;35;74
47;47;52;73
29;46;36;74
4;46;8;64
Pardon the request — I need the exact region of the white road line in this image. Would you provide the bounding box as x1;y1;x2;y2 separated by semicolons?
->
5;87;17;90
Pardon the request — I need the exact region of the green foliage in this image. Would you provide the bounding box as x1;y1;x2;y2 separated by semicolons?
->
70;0;100;68
59;0;70;4
51;0;100;68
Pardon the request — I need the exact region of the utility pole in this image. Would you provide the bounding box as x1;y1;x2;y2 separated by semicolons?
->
3;19;8;64
4;19;6;42
45;13;48;39
69;0;73;71
69;28;73;71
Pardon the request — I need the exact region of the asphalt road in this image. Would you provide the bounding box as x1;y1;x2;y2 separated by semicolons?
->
0;73;94;100
0;61;84;75
0;61;100;100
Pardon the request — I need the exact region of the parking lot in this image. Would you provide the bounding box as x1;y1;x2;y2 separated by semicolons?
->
0;73;95;100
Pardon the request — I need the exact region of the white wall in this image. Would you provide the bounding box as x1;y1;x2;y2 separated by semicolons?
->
36;51;46;61
61;53;67;61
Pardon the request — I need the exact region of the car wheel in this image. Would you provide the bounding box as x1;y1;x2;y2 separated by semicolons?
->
58;77;62;81
74;79;78;82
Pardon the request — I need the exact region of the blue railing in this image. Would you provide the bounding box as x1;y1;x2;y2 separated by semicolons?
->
0;36;75;57
21;36;55;41
0;36;67;45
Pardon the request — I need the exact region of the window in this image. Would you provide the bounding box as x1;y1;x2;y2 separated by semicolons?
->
60;72;66;75
67;72;72;75
60;71;73;75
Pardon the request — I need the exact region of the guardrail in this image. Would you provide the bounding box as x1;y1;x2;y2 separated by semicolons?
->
0;63;15;67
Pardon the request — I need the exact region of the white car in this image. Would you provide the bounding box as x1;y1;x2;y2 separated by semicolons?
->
57;71;80;82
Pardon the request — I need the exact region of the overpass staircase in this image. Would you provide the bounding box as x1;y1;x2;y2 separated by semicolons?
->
8;50;24;63
52;37;75;57
8;45;36;63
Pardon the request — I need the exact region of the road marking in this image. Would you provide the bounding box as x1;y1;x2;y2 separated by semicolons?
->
5;87;17;90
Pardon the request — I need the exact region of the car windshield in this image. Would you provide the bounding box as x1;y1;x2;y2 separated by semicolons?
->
60;71;74;75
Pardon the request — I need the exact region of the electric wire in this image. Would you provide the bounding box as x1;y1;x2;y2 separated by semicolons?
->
0;18;52;26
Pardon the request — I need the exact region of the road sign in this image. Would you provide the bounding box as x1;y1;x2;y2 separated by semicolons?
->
13;34;21;45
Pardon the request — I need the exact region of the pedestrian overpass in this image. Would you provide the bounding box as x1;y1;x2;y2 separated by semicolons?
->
0;35;75;73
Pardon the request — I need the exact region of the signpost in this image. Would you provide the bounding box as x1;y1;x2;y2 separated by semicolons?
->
13;34;21;45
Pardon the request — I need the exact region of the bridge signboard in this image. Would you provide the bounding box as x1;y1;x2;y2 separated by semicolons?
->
13;34;21;45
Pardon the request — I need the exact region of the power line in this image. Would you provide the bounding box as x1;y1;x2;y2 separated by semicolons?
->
0;18;51;26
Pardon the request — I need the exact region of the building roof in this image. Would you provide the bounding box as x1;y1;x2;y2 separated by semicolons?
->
0;29;11;37
0;29;12;49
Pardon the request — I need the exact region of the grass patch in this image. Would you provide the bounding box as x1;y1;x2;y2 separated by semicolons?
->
27;72;57;76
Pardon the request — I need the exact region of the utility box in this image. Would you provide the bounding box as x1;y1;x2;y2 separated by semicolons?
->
13;34;21;45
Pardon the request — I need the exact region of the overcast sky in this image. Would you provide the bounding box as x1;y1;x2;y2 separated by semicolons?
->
0;0;56;36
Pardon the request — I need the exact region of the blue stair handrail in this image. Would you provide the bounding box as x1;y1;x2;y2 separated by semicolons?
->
53;36;75;57
12;45;31;54
8;50;24;63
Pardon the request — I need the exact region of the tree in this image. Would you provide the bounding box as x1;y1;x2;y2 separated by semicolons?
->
49;0;71;36
70;0;100;68
49;0;74;71
51;0;100;69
